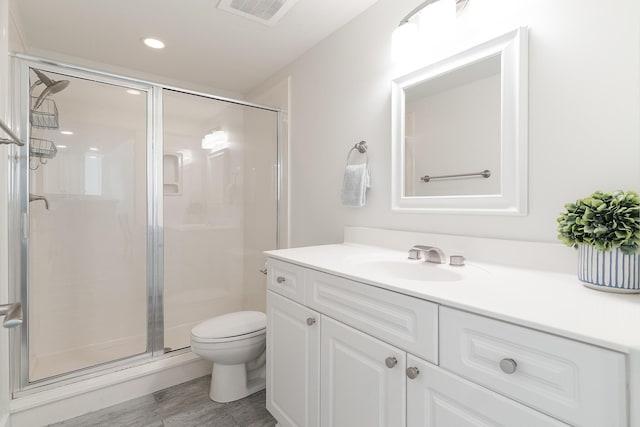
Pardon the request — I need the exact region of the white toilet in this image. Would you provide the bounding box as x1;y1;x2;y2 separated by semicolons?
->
190;311;267;403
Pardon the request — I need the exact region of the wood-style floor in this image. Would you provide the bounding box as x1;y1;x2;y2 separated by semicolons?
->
47;376;276;427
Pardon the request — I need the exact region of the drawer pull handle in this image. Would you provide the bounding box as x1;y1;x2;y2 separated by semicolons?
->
499;358;518;374
306;317;316;326
385;357;398;368
406;366;420;379
276;276;286;284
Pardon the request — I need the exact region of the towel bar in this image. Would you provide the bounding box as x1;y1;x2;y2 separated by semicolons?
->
0;119;25;147
421;169;491;182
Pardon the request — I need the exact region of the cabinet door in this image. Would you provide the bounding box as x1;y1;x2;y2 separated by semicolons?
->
266;291;320;427
321;316;406;427
439;307;626;427
406;355;569;427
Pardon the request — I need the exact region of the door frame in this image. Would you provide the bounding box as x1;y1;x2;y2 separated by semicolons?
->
1;0;12;424
10;57;160;393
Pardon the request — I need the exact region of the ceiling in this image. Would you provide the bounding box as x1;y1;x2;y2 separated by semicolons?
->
9;0;380;95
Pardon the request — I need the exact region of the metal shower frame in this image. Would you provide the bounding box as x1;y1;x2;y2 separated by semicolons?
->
8;54;283;396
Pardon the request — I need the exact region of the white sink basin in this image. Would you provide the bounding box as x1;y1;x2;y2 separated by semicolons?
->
356;259;464;282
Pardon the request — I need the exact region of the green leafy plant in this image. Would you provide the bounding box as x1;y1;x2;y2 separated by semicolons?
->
557;190;640;254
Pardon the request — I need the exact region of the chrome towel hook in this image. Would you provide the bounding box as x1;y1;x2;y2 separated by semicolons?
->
354;140;367;153
346;140;368;164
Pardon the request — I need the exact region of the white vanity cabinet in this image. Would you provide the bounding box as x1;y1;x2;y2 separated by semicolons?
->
266;290;320;427
321;316;406;427
406;356;570;427
266;258;627;427
439;307;627;427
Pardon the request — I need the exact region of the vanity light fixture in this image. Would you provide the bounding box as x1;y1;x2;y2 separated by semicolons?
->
392;0;469;62
398;0;468;27
143;38;165;49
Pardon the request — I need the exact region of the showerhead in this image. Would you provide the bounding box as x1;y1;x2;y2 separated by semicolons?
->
33;69;54;87
31;69;70;110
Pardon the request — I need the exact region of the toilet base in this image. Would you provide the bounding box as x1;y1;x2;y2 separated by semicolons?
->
209;362;266;403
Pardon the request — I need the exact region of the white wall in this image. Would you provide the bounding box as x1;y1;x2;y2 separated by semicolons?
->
252;0;640;248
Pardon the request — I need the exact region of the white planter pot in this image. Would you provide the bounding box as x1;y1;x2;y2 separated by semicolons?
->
577;245;640;293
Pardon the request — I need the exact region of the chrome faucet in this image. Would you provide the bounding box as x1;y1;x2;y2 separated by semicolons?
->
408;245;446;264
29;193;49;210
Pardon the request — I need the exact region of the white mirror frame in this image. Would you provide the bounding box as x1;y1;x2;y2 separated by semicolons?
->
391;27;528;215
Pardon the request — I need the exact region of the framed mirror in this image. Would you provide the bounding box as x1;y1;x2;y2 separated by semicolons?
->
391;27;528;214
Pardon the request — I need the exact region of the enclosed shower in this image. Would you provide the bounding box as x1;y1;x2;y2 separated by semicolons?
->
9;58;280;392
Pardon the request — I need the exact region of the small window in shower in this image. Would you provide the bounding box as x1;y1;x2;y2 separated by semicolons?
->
84;153;102;196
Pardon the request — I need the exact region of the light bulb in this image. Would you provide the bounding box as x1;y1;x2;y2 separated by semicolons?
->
392;21;419;62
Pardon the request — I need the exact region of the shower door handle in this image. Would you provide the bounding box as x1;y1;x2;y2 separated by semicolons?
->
0;303;23;328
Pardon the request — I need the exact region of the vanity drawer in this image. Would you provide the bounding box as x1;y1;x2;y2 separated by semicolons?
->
439;307;627;427
306;268;438;364
267;259;306;304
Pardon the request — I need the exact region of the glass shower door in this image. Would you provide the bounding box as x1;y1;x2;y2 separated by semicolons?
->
26;68;150;382
162;89;279;351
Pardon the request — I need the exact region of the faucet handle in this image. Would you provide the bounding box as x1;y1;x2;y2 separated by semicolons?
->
29;193;49;210
449;255;466;267
408;248;421;260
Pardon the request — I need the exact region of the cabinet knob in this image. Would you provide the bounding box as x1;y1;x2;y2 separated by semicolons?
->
385;357;398;368
499;358;518;374
406;366;420;379
276;276;286;284
306;317;316;326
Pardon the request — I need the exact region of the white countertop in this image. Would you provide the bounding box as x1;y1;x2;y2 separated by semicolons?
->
266;243;640;354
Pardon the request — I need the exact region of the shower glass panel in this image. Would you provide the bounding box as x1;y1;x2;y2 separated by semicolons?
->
27;69;148;381
162;90;278;351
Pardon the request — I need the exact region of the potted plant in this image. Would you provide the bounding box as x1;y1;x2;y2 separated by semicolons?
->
557;190;640;293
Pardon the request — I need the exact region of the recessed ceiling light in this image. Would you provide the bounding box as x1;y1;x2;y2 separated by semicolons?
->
60;130;74;135
89;147;99;152
126;89;142;95
57;145;68;149
143;38;165;49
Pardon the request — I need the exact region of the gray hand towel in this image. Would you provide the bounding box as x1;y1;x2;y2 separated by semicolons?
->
340;163;370;207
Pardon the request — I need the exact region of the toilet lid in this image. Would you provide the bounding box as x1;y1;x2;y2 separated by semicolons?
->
192;311;266;339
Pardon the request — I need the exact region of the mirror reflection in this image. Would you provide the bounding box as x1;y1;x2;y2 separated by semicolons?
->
404;54;501;197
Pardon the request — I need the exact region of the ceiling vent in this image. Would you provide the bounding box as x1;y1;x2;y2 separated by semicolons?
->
217;0;300;26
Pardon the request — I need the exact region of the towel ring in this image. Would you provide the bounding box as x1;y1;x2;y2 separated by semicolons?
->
346;141;368;164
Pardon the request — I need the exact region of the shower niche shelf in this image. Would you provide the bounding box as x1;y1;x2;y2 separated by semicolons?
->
163;153;183;196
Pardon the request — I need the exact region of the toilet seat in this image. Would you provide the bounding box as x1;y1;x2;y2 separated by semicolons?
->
191;311;266;341
191;327;265;344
